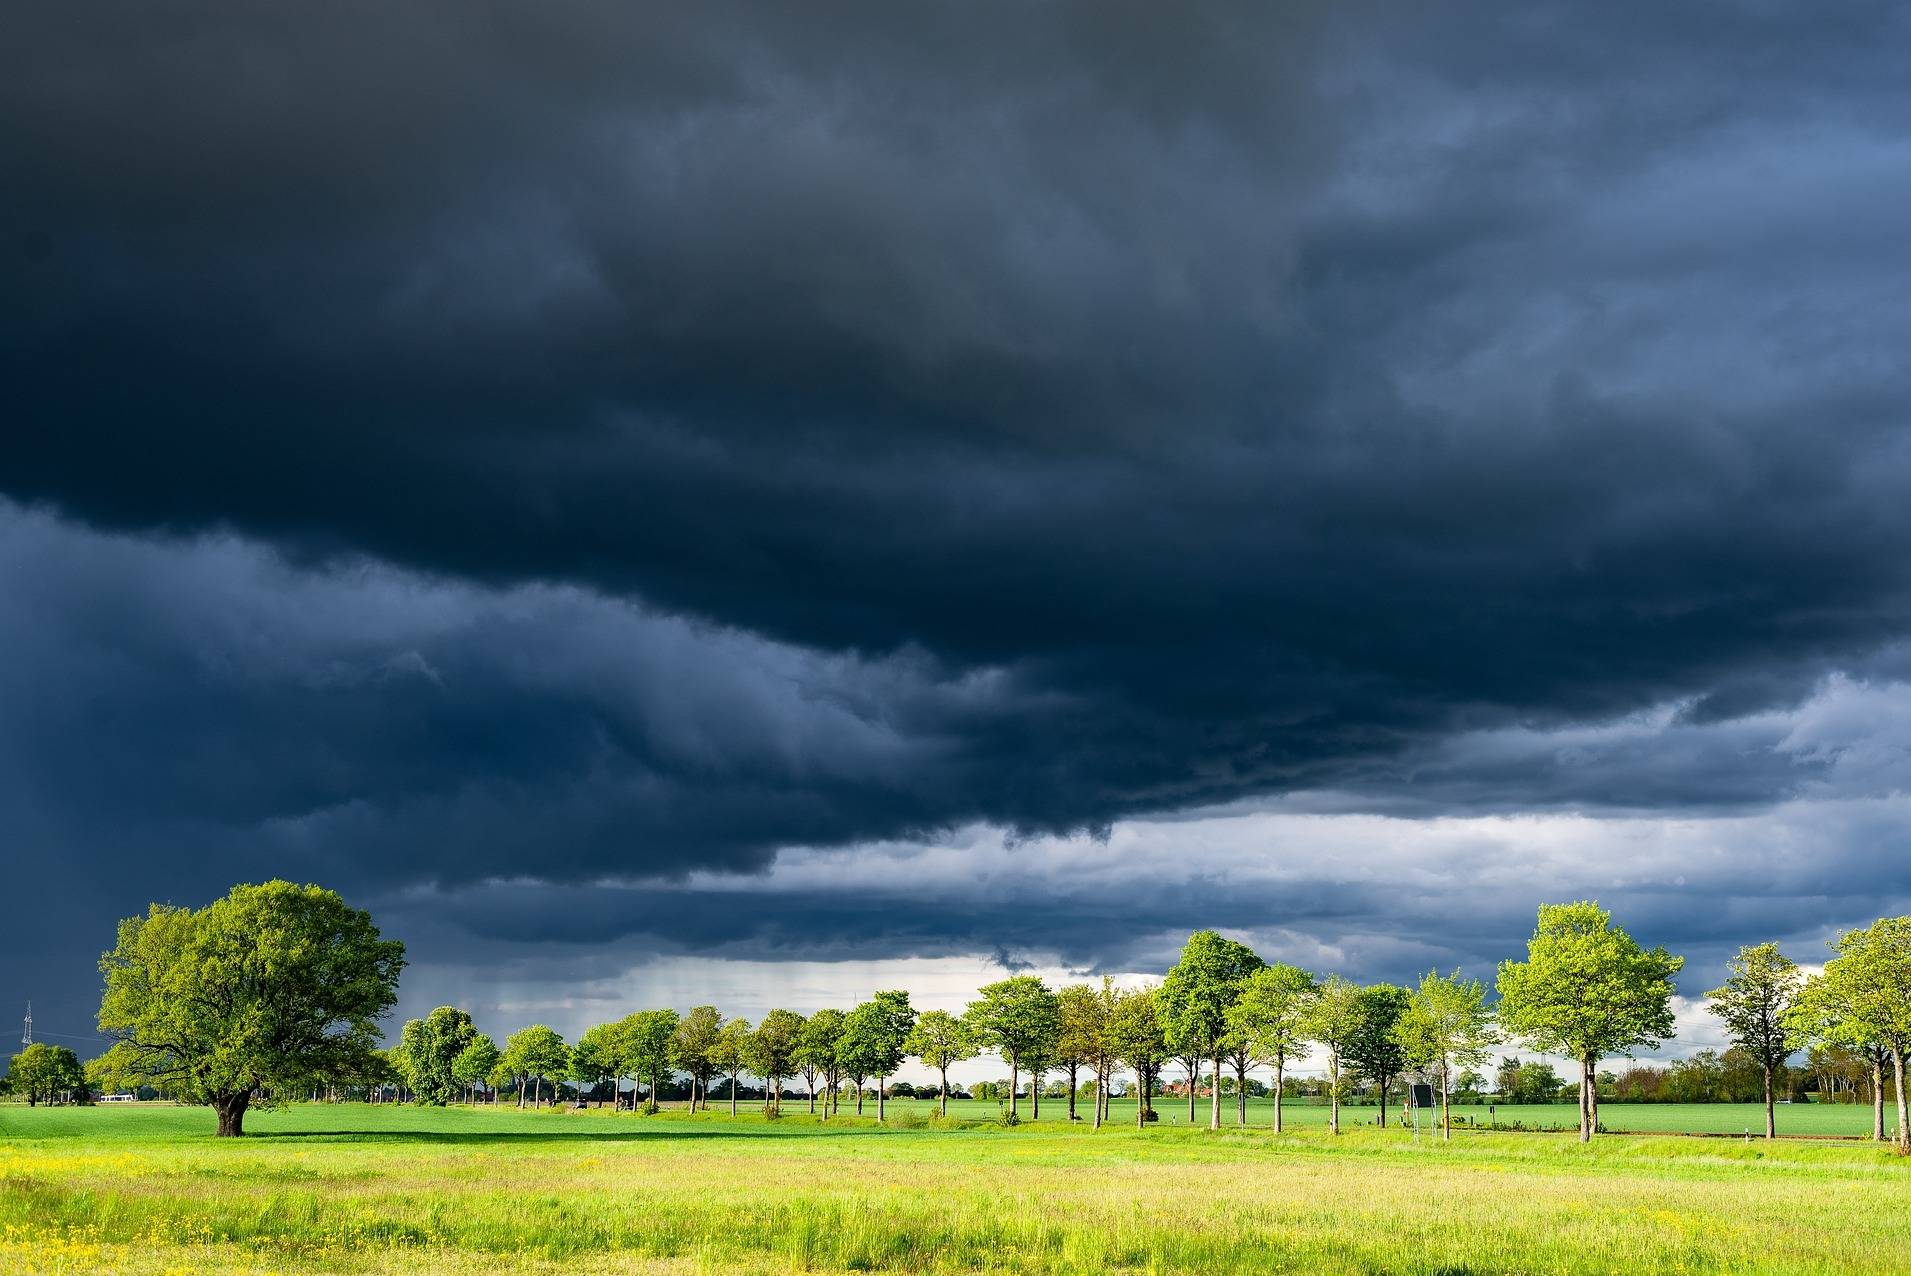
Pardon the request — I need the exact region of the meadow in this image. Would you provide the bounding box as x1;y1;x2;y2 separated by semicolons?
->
923;1094;1882;1136
3;1102;1909;1275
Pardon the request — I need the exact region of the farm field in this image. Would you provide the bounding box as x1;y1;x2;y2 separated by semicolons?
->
3;1103;1909;1275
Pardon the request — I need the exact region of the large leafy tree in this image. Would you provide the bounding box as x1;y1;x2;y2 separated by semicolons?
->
1226;964;1316;1132
1343;984;1412;1128
1107;983;1168;1128
1707;943;1805;1140
1790;974;1888;1141
1393;970;1497;1141
620;1009;680;1111
1795;918;1911;1152
1055;983;1104;1123
451;1035;500;1104
397;1007;479;1106
1496;901;1684;1142
1302;975;1363;1135
904;1010;974;1116
571;1022;620;1107
500;1025;569;1107
839;991;916;1122
795;1007;846;1116
964;976;1060;1119
744;1009;803;1113
670;1006;723;1111
710;1017;753;1115
1081;976;1122;1128
1156;930;1263;1130
8;1043;85;1106
95;881;405;1136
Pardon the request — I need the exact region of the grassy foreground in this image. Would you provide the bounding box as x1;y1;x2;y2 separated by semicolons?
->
3;1103;1908;1275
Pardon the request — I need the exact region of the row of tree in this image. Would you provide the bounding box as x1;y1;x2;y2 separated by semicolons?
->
52;881;1911;1150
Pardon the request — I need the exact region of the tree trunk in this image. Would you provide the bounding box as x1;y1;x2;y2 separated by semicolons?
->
1009;1051;1019;1118
1579;1054;1594;1142
1235;1061;1247;1125
1209;1056;1221;1130
1273;1061;1284;1133
855;1080;864;1116
1378;1077;1388;1128
1329;1057;1340;1135
1875;1052;1888;1141
809;1077;817;1115
878;1078;886;1123
1032;1076;1040;1121
214;1091;250;1138
1764;1064;1776;1139
939;1068;949;1117
1895;1050;1910;1154
729;1073;738;1116
1440;1061;1451;1142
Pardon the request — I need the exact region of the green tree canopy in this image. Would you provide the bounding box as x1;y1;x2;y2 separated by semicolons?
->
1107;984;1169;1128
1393;970;1497;1141
744;1009;804;1111
1344;984;1412;1127
671;1006;723;1110
840;991;916;1119
451;1036;500;1100
1796;918;1911;1151
95;880;405;1136
1155;929;1263;1129
904;1009;974;1115
1226;963;1317;1132
964;976;1060;1118
795;1007;846;1115
1496;901;1683;1142
710;1017;753;1114
7;1043;85;1106
620;1009;680;1109
501;1025;569;1107
1302;974;1364;1135
397;1006;479;1105
571;1022;620;1106
1706;942;1804;1139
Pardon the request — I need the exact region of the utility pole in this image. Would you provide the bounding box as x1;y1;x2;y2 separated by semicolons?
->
21;1001;32;1048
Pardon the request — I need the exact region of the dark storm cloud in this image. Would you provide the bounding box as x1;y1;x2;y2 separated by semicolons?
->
7;2;1911;1033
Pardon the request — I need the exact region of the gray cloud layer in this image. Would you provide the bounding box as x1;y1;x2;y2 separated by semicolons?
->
5;2;1911;1038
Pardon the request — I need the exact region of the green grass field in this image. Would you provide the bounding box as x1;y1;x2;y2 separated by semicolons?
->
914;1094;1885;1136
3;1103;1909;1275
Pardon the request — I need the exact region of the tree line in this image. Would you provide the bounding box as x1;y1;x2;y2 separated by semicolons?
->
15;881;1911;1150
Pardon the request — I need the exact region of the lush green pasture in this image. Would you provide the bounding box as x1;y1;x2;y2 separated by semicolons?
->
4;1104;1910;1275
876;1094;1884;1136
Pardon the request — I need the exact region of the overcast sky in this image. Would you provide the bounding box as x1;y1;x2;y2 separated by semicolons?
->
6;1;1911;1081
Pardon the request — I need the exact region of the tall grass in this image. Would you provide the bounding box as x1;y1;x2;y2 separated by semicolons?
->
0;1103;1904;1274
